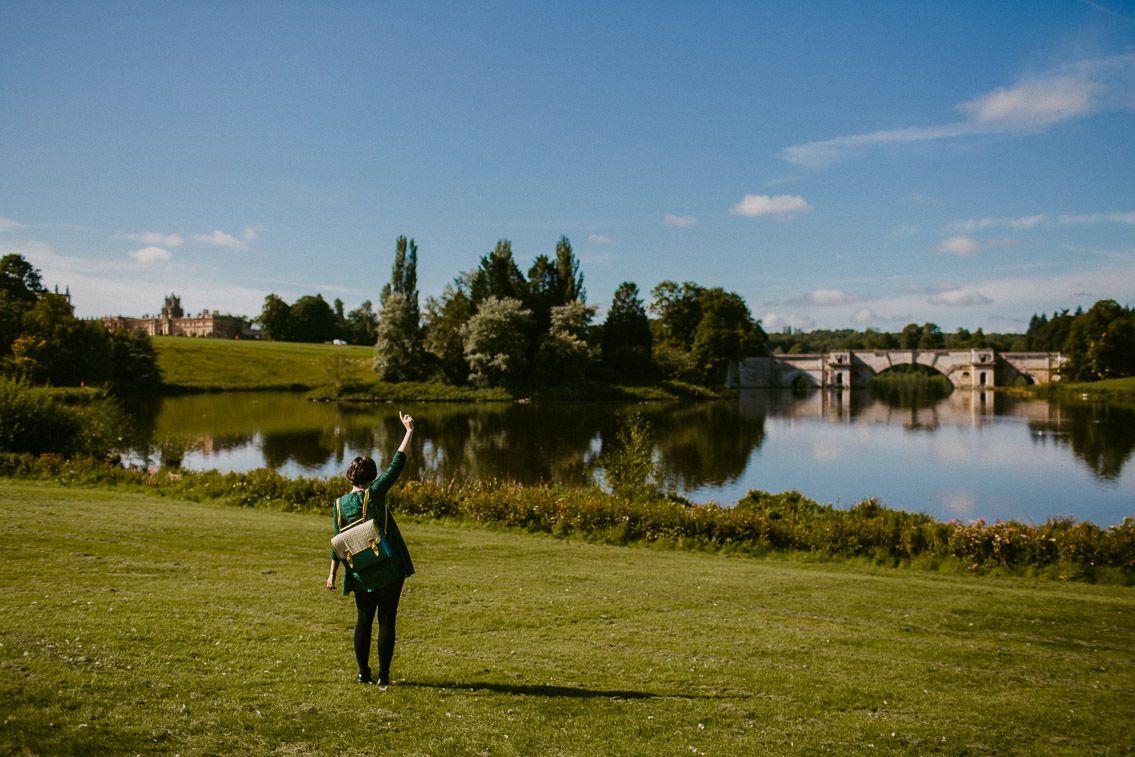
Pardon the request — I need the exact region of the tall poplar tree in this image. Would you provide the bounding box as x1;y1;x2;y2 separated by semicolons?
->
375;236;424;380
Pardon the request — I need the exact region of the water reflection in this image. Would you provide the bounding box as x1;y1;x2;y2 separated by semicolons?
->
1027;399;1135;481
125;388;1135;524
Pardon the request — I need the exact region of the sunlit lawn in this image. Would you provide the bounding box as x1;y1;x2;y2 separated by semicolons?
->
1;481;1132;755
152;336;373;391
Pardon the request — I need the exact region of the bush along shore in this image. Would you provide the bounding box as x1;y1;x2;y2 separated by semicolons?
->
2;453;1131;584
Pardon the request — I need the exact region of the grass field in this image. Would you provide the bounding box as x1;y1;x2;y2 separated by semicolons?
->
2;481;1133;756
152;336;375;392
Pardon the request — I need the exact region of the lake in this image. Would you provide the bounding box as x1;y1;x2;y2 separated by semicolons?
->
127;389;1135;527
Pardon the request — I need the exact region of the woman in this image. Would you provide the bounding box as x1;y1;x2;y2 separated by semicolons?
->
327;411;416;686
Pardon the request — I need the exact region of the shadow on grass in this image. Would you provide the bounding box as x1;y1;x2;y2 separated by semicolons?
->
400;680;702;700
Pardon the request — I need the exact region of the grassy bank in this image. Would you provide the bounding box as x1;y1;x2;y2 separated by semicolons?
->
1;482;1132;756
1033;376;1135;404
152;337;728;400
2;454;1132;582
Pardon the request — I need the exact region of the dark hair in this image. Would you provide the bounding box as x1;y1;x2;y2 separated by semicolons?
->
345;456;378;487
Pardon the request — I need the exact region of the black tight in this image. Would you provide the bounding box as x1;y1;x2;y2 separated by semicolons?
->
353;578;404;678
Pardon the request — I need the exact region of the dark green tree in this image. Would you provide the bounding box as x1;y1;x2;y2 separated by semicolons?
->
554;235;584;304
650;281;705;350
1;253;46;356
288;295;338;343
424;279;474;384
346;300;378;345
691;288;767;382
602;281;653;380
471;240;526;306
257;294;292;341
1062;299;1135;380
8;293;111;386
108;329;162;394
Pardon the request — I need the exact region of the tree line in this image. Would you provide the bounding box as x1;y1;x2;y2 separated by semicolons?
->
766;300;1135;381
0;254;160;393
258;237;1135;388
257;235;768;390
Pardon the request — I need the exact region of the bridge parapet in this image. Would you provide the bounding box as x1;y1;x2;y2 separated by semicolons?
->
729;349;1063;389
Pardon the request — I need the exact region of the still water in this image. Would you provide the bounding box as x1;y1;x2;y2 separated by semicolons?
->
128;389;1135;527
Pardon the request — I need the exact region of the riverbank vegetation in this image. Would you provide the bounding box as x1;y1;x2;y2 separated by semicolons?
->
2;482;1132;755
1;452;1130;583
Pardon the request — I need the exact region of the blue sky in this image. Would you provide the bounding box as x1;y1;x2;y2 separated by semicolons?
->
2;1;1134;333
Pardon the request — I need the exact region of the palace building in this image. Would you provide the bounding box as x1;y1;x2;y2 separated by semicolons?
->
99;294;259;339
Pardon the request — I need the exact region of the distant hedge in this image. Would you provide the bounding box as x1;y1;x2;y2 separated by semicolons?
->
1;453;1131;583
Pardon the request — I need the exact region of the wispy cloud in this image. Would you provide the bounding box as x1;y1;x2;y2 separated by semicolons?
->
780;54;1135;168
933;236;981;257
928;289;994;306
761;312;815;331
949;215;1046;233
588;234;614;245
1056;211;1135;225
888;224;920;240
0;217;24;231
115;231;184;246
784;289;864;306
193;229;249;250
850;307;877;324
663;214;697;227
729;194;813;218
128;246;173;264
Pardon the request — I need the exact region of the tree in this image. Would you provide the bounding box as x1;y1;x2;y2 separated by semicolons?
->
346;300;378;345
1;253;46;356
650;281;704;350
257;294;292;341
535;301;598;388
471;240;526;306
108;329;162;394
374;291;424;381
288;295;338;343
1062;299;1135;380
424;279;474;384
461;296;533;389
691;288;766;382
9;293;111;386
525;254;561;336
602;281;653;380
374;236;425;380
382;236;420;326
554;235;584;304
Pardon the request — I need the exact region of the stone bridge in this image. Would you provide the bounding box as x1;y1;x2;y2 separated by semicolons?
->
727;350;1065;389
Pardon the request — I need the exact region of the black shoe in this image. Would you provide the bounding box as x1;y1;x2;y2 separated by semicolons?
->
356;673;376;684
377;673;390;687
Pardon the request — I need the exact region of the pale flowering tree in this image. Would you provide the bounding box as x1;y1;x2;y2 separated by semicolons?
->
461;296;532;389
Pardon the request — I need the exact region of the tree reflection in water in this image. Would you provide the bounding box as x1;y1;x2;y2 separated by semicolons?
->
1029;400;1135;480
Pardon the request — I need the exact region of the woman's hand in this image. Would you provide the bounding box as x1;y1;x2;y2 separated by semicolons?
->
399;411;414;431
326;574;336;591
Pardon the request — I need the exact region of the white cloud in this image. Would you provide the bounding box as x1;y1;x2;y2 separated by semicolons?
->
761;312;815;332
1057;211;1135;225
115;231;183;246
128;246;173;264
780;54;1135;168
193;229;249;250
850;307;877;324
729;194;813;218
928;289;993;306
933;236;981;256
243;227;258;241
950;215;1046;232
958;76;1103;127
903;282;960;294
663;214;697;227
0;217;24;231
588;234;614;245
785;289;864;306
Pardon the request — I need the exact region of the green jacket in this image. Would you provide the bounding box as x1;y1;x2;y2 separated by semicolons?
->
332;450;415;595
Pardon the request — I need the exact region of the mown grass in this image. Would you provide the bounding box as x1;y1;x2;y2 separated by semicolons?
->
152;336;375;392
153;336;732;400
1;482;1133;756
1033;376;1135;405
